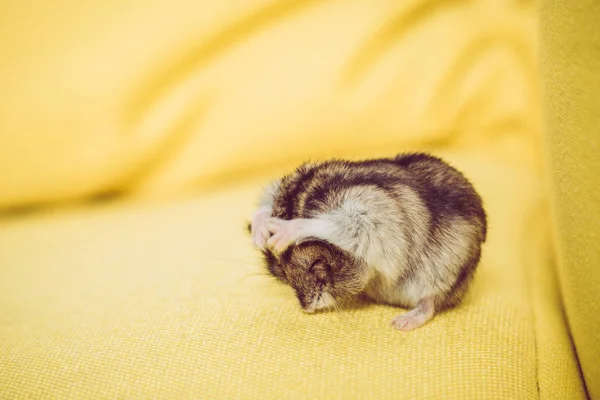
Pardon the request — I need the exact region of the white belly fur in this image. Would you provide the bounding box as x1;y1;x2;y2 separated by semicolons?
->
364;274;433;309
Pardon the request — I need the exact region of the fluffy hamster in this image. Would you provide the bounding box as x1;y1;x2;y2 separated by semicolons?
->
249;152;487;330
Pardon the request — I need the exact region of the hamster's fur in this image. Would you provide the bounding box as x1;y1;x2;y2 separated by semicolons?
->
249;153;487;330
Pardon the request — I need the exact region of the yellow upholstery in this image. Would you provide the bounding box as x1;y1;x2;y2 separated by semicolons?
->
0;0;589;398
541;0;600;398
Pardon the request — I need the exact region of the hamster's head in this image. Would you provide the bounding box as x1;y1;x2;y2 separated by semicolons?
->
265;240;370;313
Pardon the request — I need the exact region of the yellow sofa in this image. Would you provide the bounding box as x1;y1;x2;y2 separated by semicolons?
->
541;1;600;398
0;0;596;398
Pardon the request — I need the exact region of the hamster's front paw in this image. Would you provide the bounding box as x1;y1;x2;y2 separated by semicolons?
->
266;218;306;253
251;208;272;249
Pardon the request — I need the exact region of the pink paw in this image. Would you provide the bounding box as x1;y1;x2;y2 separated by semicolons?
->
391;311;427;331
266;218;305;253
251;208;271;249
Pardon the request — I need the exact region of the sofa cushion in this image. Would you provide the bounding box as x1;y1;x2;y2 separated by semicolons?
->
0;151;585;399
541;0;600;397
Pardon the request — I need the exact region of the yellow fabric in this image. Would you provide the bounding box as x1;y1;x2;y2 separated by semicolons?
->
541;0;600;398
0;0;587;398
0;155;578;399
0;0;541;208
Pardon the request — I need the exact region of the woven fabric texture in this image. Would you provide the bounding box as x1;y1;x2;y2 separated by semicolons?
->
0;152;585;399
541;0;600;397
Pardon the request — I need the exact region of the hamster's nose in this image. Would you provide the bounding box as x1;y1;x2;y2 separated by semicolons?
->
303;306;316;314
298;296;316;313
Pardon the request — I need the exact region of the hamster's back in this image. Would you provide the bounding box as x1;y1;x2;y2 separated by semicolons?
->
271;157;412;220
271;153;486;241
392;153;487;242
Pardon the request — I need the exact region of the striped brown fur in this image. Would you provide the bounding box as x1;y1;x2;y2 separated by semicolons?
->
249;152;487;329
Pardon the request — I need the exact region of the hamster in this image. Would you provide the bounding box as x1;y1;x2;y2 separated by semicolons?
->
249;152;487;330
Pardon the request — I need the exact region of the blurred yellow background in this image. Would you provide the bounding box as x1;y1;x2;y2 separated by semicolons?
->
0;0;597;399
0;0;541;208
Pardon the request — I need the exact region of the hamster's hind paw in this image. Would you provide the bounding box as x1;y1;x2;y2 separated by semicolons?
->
391;298;435;331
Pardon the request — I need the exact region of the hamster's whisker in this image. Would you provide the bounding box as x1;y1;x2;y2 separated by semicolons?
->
237;272;272;281
327;293;351;317
211;257;265;268
336;294;357;318
215;256;260;262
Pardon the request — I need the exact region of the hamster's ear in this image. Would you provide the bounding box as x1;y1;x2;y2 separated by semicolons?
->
296;236;319;246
